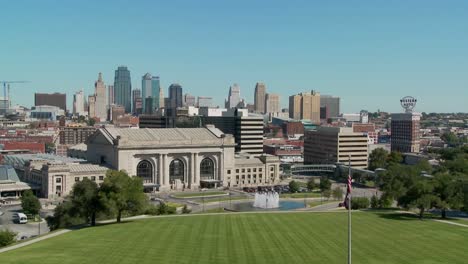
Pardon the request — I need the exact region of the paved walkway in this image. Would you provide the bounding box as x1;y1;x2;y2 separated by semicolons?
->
433;219;468;228
0;229;71;254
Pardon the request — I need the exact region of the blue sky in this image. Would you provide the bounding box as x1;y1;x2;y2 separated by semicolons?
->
1;0;467;113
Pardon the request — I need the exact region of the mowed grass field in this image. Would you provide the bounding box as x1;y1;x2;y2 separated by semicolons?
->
1;212;468;264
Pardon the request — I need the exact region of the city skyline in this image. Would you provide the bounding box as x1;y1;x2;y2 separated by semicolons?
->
1;1;467;113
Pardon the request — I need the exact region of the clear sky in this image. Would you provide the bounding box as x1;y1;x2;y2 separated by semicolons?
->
1;0;467;113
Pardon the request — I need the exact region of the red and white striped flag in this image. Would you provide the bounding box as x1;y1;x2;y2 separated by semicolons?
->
343;172;352;210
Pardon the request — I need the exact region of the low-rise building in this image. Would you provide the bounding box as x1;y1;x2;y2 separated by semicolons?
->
304;127;369;168
3;154;108;199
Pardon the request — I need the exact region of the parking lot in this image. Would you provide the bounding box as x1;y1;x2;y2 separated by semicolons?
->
0;204;51;240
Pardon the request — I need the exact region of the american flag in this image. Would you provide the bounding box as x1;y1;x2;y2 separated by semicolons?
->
343;172;352;210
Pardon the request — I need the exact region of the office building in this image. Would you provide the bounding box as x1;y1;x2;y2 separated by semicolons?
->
288;91;320;124
254;82;266;113
110;105;125;122
304;127;368;169
59;125;96;145
391;112;421;153
114;66;132;113
184;93;196;107
168;83;183;116
132;89;142;114
73;90;85;116
265;93;280;114
159;86;165;109
88;95;95;118
28;105;65;121
34;93;66;112
197;96;213;108
141;73;160;111
225;83;241;109
108;85;114;105
320;95;340;118
93;73;107;121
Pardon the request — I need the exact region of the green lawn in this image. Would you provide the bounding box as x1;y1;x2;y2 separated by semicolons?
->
2;212;468;264
172;191;226;198
307;200;338;208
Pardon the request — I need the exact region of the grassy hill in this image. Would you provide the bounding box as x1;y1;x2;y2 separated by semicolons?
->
1;211;467;264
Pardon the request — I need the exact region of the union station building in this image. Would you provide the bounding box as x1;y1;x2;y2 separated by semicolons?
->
86;125;280;191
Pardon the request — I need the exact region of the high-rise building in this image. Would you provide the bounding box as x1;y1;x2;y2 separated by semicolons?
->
159;86;165;109
391;113;421;153
110;104;126;122
114;66;132;113
288;91;320;124
132;89;142;114
254;82;266;113
88;95;96;118
108;85;114;105
265;93;280;114
197;96;213;108
184;93;196;107
304;127;369;168
225;83;241;109
73;90;85;116
93;73;107;121
168;83;183;116
141;73;160;111
34;93;67;112
320;95;340;118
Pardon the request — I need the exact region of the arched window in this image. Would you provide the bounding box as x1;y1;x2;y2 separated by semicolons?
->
169;159;184;182
137;160;153;183
200;158;215;180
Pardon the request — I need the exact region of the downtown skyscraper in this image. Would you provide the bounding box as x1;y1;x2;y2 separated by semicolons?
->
254;82;266;114
225;83;241;109
94;72;107;121
141;73;161;113
114;66;132;113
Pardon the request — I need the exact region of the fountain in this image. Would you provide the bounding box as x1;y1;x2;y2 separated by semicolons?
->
253;191;280;209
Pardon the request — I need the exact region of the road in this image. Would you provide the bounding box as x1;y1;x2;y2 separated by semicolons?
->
0;205;51;240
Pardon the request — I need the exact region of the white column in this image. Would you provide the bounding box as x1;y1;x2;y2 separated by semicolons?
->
163;154;169;186
219;152;224;183
193;153;199;186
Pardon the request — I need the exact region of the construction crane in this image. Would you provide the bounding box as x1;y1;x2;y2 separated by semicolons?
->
0;81;30;113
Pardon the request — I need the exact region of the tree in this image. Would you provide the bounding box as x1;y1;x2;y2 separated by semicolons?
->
21;190;41;216
319;177;331;193
45;142;55;153
87;118;96;126
369;148;388;170
0;229;17;247
100;170;148;223
69;178;103;226
387;152;403;165
352;172;363;184
401;180;438;219
433;173;464;218
332;187;343;200
323;189;331;200
46;201;84;230
288;180;300;193
441;132;460;147
370;195;379;209
306;179;315;192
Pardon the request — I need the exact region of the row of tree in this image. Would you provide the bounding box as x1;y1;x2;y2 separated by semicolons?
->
47;170;148;230
379;146;468;219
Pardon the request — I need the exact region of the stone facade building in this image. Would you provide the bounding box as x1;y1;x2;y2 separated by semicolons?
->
86;126;280;191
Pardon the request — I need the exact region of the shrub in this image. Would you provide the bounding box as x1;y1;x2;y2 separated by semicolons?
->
378;195;392;208
351;197;370;210
0;229;17;247
145;204;159;215
332;187;343;200
167;206;177;215
182;205;191;214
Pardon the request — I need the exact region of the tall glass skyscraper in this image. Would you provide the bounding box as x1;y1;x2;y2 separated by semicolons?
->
114;66;132;113
141;73;160;113
169;83;183;109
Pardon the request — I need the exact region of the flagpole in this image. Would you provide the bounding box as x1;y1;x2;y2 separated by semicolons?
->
348;155;352;264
